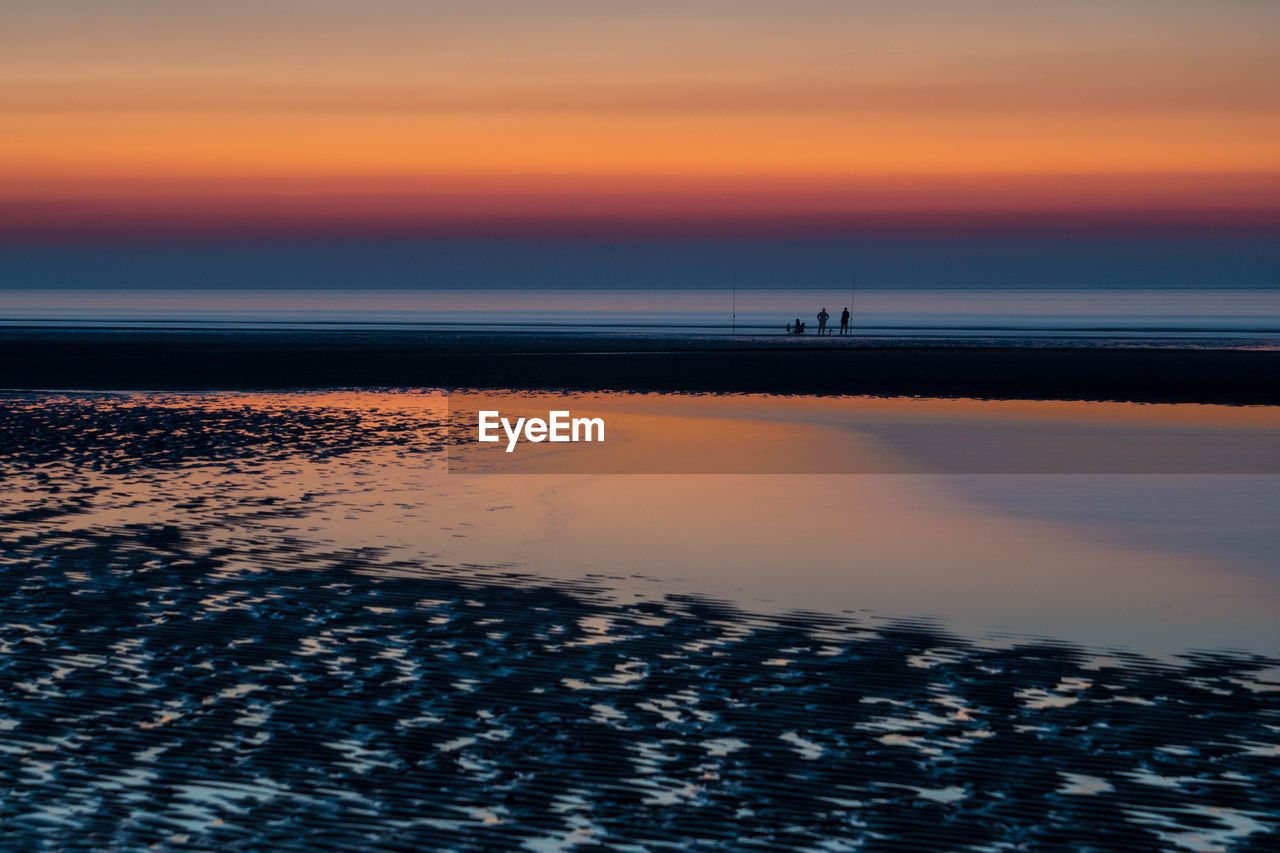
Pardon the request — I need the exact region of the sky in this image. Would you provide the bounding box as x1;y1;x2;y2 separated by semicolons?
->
1;0;1278;239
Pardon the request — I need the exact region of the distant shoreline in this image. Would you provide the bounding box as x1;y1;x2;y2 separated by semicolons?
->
1;328;1278;404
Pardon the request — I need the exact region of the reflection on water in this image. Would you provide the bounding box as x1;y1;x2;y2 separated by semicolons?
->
2;389;1278;848
3;389;1278;653
449;392;1280;474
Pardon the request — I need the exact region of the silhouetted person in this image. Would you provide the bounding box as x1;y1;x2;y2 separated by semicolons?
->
840;307;850;335
817;308;830;335
785;321;792;334
794;317;803;334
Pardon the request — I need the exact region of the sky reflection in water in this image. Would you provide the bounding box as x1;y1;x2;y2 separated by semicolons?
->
3;389;1277;656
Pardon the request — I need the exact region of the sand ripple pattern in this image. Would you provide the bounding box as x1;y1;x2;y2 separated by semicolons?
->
1;392;1277;851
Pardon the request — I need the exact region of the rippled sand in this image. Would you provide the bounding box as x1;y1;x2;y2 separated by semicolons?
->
1;391;1277;850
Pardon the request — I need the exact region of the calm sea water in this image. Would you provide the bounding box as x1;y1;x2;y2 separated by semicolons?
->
2;286;1279;342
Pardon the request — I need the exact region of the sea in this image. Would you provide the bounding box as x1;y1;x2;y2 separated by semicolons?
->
1;285;1279;344
1;237;1277;343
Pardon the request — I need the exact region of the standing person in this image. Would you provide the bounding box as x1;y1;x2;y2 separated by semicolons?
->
840;306;850;335
817;308;829;335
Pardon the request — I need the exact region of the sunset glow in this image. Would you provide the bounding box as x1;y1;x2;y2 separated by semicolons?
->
3;0;1278;237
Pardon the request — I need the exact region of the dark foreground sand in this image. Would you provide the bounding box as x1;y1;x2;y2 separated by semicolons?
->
1;328;1279;403
2;393;1278;850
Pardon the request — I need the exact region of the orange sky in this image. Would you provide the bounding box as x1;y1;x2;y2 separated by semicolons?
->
2;1;1278;236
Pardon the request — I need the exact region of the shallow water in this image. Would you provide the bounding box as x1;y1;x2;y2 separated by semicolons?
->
4;390;1279;653
1;390;1277;849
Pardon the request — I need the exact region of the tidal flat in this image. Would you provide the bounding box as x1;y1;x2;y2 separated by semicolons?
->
1;390;1277;850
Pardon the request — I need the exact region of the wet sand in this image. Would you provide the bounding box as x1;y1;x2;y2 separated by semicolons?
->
2;328;1280;403
5;542;1278;850
2;390;1278;849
